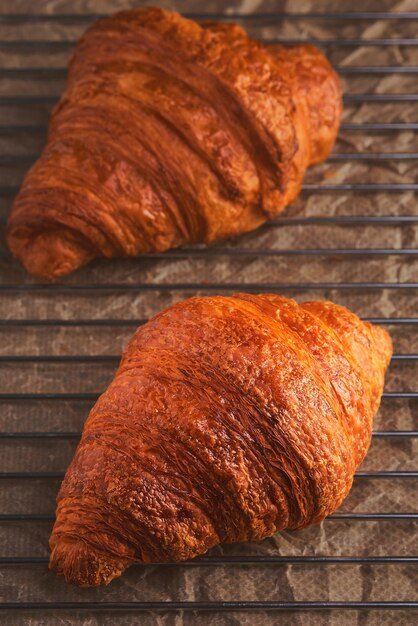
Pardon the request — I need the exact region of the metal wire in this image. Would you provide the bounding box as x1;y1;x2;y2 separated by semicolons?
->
2;246;418;260
0;555;417;565
0;282;416;293
2;94;418;105
0;123;417;134
0;471;416;479
3;152;418;164
2;38;418;48
2;183;418;196
3;65;418;77
0;601;415;612
0;513;416;522
0;12;418;21
1;430;417;438
0;11;418;21
0;316;417;326
0;353;414;362
0;392;416;400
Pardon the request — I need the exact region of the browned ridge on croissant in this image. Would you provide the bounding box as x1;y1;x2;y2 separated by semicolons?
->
49;294;392;587
6;7;342;281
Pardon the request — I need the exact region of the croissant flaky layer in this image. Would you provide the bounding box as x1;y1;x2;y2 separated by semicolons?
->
7;7;341;280
49;295;392;586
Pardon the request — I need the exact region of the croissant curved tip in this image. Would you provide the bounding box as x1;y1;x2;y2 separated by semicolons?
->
49;536;131;587
6;228;94;281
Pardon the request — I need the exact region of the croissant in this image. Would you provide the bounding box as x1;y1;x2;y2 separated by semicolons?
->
49;294;392;586
7;7;342;281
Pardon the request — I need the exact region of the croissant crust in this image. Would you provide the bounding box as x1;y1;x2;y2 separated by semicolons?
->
7;8;341;280
49;294;392;586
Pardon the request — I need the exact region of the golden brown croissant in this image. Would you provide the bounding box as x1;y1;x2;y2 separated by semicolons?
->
7;8;341;281
49;294;392;586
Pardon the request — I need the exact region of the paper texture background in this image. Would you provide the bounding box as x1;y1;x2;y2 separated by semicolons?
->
0;0;417;623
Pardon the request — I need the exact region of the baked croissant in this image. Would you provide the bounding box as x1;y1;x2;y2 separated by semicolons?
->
7;7;342;281
49;294;392;586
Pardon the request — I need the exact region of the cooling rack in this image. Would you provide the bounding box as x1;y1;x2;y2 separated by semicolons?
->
0;5;417;625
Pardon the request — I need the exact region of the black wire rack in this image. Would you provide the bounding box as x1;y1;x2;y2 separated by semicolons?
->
0;7;417;621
